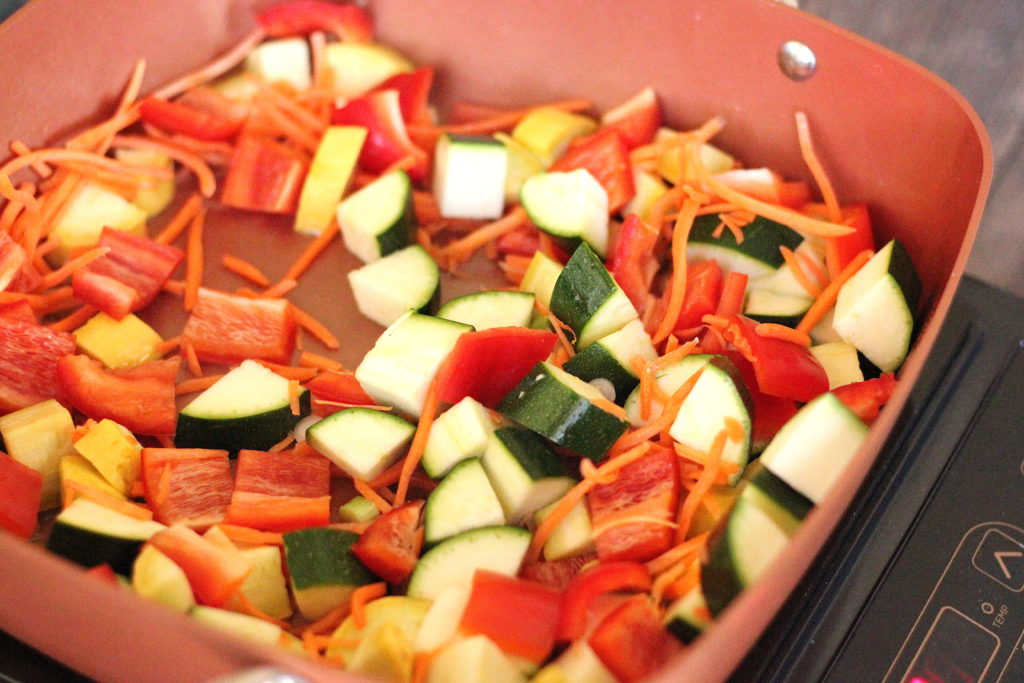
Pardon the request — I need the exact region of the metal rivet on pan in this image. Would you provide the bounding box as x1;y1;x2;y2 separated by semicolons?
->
778;40;817;81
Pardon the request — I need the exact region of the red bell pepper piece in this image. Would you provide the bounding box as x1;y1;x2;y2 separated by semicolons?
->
57;355;180;436
0;299;37;323
257;0;373;42
223;449;331;533
221;135;308;214
588;594;681;682
832;372;897;425
0;317;75;414
351;500;424;584
587;445;680;563
675;259;723;331
805;202;876;277
73;228;185;320
233;448;330;498
459;570;564;663
181;288;296;366
519;552;597;592
148;523;252;607
139;96;243;142
557;561;652;642
332;90;429;181
600;87;661;150
0;450;43;539
720;314;829;403
305;370;376;416
726;350;799;452
86;563;121;584
141;448;233;530
373;66;435;126
434;327;558;408
607;213;659;314
550;129;635;214
495;226;542;258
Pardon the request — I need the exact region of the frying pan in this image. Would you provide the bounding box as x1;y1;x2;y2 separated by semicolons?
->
0;1;991;681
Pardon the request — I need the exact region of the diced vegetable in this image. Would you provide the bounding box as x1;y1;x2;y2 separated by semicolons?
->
338;169;415;262
294;126;366;235
348;244;441;327
283;526;375;620
0;399;75;510
181;289;296;366
73;312;164;369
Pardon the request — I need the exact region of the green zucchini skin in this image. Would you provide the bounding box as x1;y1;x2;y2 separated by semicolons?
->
498;362;628;461
688;213;804;276
549;243;637;350
175;390;311;455
47;523;148;576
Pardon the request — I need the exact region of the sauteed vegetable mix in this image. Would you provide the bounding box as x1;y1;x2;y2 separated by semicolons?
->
0;2;919;681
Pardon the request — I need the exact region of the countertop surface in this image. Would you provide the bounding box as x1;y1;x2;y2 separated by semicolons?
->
0;0;1021;682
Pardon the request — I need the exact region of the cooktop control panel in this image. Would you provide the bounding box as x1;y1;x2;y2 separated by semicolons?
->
738;277;1024;683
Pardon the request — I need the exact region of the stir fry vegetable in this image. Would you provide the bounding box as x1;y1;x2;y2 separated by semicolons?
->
0;2;918;682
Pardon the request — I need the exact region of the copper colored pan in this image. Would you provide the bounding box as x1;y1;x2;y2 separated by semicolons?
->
0;1;991;681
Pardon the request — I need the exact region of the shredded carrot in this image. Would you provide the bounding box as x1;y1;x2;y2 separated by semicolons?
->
0;149;170;186
755;322;811;347
579;458;616;485
221;253;270;287
117;59;147;113
155;335;182;354
367;458;409;490
262;278;297;298
672;443;741;478
257;81;329;135
350;582;388;630
329;521;370;534
111;134;217;198
647;185;686;235
797;247;830;290
268;433;297;453
183;207;206;311
254;97;322;153
779;245;823;298
394;375;441;506
48;305;97;333
646;533;709;576
592;397;627;421
675;426;729;543
417;98;591;139
34;246;109;291
631;356;656;421
525;442;653;564
412;650;440;683
290;303;341;350
216;524;284;547
353;477;393;514
151;27;265;100
288;379;301;416
689;147;853;238
298;350;345;372
180;340;203;377
610;368;705;454
651;557;700;606
174;374;224;395
253;360;319;382
279;220;340;285
796;249;873;335
302;629;326;659
9;140;52;178
651;338;701;372
440;206;528;268
652;198;701;344
794;111;842;224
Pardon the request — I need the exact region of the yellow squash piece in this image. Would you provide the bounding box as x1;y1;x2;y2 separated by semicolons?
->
327;596;431;682
228;545;293;621
494;132;545;204
653;127;735;185
324;42;414;99
294;126;368;235
48;181;147;265
0;399;75;510
74;311;164;369
114;148;175;218
59;455;128;503
511;108;597;167
72;418;143;496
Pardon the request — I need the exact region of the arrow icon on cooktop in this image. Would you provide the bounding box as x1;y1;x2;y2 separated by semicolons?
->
995;551;1023;580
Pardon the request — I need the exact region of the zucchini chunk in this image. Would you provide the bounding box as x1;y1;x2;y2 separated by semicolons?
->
519;250;564;310
520;169;610;257
283;527;375;620
421;396;496;479
177;359;310;454
407;525;531;601
347;244;441;328
132;544;195;613
687;213;804;279
498;362;629;461
424;458;506;545
665;585;712;644
47;498;166;575
437;290;536;330
480;427;575;522
355;312;471;417
759;392;869;504
550;243;638;350
337;169;415;263
833;239;921;372
562;318;657;404
433;133;509;220
305;407;415;482
742;290;813;328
